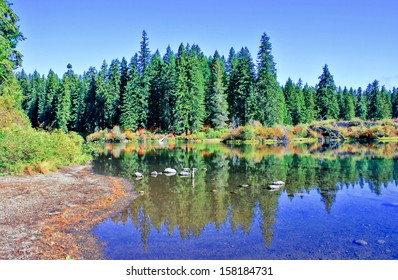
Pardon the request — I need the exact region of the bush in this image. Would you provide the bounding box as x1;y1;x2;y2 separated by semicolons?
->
0;125;91;175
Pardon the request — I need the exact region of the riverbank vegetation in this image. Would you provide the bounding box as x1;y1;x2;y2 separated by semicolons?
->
0;0;90;175
84;118;398;144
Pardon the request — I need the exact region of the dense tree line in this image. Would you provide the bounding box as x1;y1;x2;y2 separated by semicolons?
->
17;31;398;134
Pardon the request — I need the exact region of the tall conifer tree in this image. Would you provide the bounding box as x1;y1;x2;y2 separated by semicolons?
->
256;33;286;126
315;65;339;120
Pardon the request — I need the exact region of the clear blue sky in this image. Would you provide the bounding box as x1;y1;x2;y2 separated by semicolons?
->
11;0;398;89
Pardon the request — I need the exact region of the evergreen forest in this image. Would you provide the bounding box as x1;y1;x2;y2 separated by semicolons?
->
16;31;398;136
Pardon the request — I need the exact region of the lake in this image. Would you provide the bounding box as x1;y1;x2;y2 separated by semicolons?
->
91;141;398;259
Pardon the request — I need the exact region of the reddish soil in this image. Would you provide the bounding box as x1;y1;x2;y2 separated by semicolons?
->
0;165;136;260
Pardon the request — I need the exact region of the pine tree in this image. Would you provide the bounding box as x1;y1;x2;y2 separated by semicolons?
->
392;87;398;118
95;60;108;129
42;69;60;128
82;67;98;132
136;30;151;128
315;65;339;120
65;64;84;131
105;59;121;128
0;0;25;86
186;45;206;132
284;78;304;125
380;85;392;119
302;84;315;123
355;87;367;120
120;54;140;130
54;68;72;132
256;33;285;126
17;69;31;113
228;47;255;126
366;80;389;120
173;43;205;134
119;57;129;123
27;71;45;126
208;51;229;128
148;50;165;129
162;46;177;130
340;87;355;120
226;47;239;125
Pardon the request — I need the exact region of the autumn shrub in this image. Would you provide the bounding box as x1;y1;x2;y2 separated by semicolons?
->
293;124;309;138
124;130;137;141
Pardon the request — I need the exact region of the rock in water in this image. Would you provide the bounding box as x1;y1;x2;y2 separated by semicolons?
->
267;185;281;190
353;240;368;246
273;181;285;185
239;184;249;188
182;168;190;171
179;171;191;177
150;171;158;177
134;172;143;178
164;168;177;174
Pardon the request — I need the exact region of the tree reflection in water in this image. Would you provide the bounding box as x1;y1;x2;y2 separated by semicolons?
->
93;142;398;255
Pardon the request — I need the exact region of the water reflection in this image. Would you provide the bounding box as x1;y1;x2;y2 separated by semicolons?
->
92;142;398;259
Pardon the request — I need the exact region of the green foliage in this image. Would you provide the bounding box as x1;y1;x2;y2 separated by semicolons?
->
173;43;206;134
0;125;91;175
120;54;140;131
340;87;355;120
284;78;305;125
207;51;229;129
302;84;315;123
256;33;286;126
227;47;255;126
0;0;25;85
366;81;391;120
104;59;121;128
315;65;339;120
355;87;367;120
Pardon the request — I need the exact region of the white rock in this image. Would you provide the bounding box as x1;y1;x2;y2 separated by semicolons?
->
179;171;191;177
164;168;177;174
134;172;143;178
273;180;285;185
268;185;281;190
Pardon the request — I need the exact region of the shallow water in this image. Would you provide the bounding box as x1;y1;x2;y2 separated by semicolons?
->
92;142;398;259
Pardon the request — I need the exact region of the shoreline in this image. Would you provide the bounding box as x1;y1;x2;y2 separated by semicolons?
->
0;165;136;260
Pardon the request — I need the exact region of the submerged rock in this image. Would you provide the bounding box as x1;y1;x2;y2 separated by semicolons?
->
377;240;386;245
353;239;368;246
150;171;158;177
239;184;249;188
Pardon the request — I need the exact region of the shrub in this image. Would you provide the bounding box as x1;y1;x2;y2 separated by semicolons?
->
0;125;91;175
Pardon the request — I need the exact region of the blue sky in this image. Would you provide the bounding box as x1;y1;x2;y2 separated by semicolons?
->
11;0;398;89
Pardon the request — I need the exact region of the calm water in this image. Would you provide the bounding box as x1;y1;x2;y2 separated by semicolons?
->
91;142;398;259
